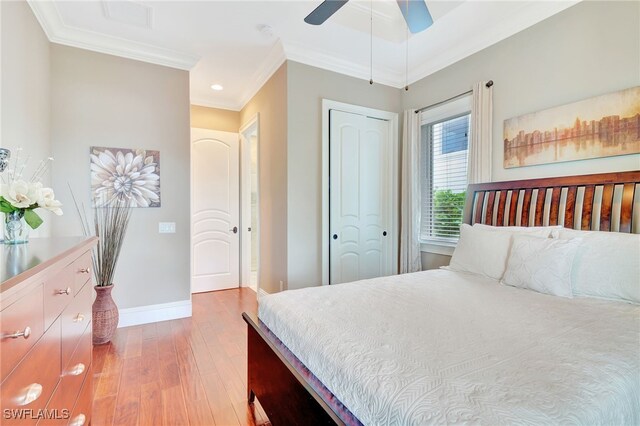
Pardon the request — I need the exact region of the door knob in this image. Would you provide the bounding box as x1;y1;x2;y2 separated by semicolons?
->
383;231;387;236
4;326;31;340
230;226;238;234
248;227;251;232
332;234;338;240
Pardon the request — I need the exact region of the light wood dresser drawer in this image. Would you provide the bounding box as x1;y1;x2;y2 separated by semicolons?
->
37;383;69;426
60;281;93;368
60;324;91;405
39;326;91;426
38;368;93;426
0;318;61;426
68;370;92;426
0;284;45;380
1;237;97;426
70;253;92;296
43;268;74;330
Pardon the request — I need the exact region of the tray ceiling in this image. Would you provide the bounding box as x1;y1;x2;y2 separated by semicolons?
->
28;1;580;111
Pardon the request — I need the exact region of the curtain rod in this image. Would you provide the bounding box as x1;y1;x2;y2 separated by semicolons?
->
414;80;494;114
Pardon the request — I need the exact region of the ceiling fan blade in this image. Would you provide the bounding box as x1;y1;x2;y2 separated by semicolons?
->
304;0;349;25
396;0;433;33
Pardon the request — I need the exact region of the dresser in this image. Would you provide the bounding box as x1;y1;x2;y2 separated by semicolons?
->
1;237;98;426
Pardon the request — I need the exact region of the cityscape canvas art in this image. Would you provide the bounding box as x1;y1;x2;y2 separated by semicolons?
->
90;146;161;207
503;86;640;168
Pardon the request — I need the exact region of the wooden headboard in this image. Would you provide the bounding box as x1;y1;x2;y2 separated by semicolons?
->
462;171;640;233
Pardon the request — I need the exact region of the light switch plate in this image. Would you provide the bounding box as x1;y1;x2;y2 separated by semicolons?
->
159;222;176;233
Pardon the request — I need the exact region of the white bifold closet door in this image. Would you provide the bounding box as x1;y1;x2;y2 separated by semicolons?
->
329;110;393;285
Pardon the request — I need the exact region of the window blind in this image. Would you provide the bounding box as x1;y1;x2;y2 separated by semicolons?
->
421;114;470;242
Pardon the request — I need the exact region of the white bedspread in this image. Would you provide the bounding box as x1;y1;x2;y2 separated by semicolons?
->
258;269;640;425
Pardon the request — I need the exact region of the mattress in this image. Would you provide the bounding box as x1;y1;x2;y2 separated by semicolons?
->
258;269;640;425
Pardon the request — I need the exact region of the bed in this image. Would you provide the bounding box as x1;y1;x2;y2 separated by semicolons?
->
242;171;640;425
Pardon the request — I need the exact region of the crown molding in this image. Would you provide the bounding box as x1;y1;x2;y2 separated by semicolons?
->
406;1;581;86
26;0;582;108
282;1;580;90
27;0;199;71
238;41;287;110
283;39;403;89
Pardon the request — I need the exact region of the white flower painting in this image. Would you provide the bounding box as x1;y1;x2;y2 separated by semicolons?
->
90;147;161;208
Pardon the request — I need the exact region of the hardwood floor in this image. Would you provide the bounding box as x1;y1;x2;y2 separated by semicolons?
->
92;288;271;426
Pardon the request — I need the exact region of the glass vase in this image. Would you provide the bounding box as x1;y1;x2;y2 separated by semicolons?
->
4;211;30;244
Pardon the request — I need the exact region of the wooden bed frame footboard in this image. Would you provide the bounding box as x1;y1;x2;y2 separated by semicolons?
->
242;312;344;425
244;171;640;425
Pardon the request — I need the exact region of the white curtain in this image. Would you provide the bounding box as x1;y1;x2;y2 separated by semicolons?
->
400;109;422;274
468;81;493;184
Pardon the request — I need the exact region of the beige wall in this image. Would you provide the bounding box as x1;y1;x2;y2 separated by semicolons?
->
404;1;640;183
191;105;240;133
50;45;191;310
286;61;402;289
1;2;52;237
239;63;288;294
406;0;640;269
420;252;450;270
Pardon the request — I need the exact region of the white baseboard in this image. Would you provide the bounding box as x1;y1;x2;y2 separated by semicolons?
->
118;299;192;328
258;288;270;300
241;282;258;292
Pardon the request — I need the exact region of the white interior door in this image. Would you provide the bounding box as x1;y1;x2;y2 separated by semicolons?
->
330;110;392;284
191;128;240;293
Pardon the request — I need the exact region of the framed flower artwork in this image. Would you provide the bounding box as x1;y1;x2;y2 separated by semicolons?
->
90;146;161;207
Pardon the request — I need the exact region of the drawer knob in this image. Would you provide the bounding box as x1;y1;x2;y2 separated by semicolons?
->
3;326;31;340
66;363;86;376
74;314;85;323
56;287;72;295
15;383;42;406
70;414;86;426
79;267;91;274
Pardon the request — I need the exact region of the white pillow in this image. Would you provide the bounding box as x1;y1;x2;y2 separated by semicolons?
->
558;229;640;304
447;224;552;280
501;234;581;298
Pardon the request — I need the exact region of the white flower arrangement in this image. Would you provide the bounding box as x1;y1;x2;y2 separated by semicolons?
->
0;149;63;230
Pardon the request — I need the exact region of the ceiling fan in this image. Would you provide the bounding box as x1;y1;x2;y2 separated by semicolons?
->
304;0;433;33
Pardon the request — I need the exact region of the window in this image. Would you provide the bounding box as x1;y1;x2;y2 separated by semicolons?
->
420;96;471;246
440;115;469;154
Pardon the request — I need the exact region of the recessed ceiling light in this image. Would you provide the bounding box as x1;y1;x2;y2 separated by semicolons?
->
210;84;224;91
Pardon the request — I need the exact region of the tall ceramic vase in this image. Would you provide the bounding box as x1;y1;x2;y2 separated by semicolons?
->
93;285;119;345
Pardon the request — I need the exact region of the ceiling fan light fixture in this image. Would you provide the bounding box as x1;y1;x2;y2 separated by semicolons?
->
304;0;433;33
304;0;349;25
396;0;433;33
